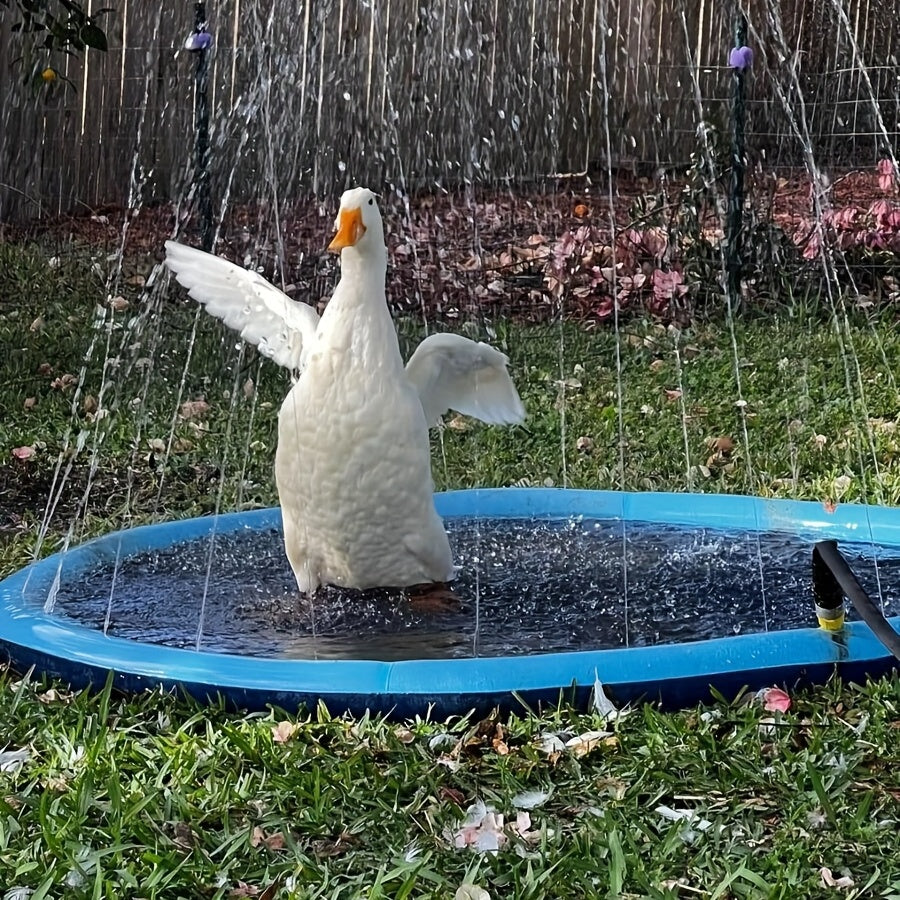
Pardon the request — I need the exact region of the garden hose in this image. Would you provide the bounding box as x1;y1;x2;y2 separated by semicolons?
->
812;540;900;661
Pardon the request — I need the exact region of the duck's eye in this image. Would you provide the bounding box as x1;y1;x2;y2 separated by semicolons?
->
368;198;374;206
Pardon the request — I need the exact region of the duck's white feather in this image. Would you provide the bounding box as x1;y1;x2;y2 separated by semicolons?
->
405;332;525;427
164;240;319;372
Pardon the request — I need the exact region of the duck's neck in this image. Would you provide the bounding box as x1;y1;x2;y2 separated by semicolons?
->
320;242;401;369
337;244;387;291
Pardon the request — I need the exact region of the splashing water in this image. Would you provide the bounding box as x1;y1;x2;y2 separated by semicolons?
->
44;516;900;660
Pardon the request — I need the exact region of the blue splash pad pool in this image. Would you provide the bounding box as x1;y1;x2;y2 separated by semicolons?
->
1;489;898;716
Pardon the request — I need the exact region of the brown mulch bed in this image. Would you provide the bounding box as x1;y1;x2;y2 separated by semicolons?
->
1;167;894;324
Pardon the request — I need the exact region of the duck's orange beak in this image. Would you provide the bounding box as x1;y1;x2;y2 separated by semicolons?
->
327;207;366;253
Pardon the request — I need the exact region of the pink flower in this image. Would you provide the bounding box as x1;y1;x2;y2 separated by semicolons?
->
864;230;887;250
759;687;791;713
619;273;648;295
618;228;644;251
639;228;669;260
11;446;35;461
877;158;897;193
829;207;857;230
802;229;822;260
869;199;892;225
651;268;686;303
452;801;507;853
618;227;668;262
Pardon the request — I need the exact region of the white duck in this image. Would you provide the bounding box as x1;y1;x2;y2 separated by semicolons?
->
164;186;524;595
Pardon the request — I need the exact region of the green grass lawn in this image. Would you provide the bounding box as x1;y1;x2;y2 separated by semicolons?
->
1;243;900;898
0;674;898;899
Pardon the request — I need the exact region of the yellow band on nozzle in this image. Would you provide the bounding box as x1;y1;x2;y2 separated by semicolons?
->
815;602;845;631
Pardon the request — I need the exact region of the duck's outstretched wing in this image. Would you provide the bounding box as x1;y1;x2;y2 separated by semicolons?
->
164;241;319;373
405;332;525;428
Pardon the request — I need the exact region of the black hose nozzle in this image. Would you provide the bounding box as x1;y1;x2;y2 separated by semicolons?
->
812;539;900;661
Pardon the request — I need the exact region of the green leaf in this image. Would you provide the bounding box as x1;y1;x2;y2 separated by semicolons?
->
80;21;107;51
607;828;626;897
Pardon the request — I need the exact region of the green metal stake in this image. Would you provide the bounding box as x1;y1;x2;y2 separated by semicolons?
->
193;1;213;251
727;12;748;311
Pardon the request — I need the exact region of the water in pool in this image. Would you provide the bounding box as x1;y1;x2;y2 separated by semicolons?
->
48;518;900;660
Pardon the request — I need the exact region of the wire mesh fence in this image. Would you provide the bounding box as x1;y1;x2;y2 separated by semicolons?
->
0;0;898;223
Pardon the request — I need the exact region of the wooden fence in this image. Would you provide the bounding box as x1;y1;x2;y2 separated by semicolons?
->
0;0;897;222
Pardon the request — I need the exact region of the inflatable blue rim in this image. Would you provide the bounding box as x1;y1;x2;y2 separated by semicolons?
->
1;488;898;717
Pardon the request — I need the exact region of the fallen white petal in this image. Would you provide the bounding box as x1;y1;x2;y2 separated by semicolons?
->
0;748;31;773
820;867;855;889
655;805;712;832
655;805;688;822
453;804;507;854
758;716;777;737
537;732;566;755
428;732;457;751
511;788;553;810
807;809;828;829
513;811;532;834
3;890;33;900
462;800;489;828
591;671;619;720
833;475;852;498
566;729;610;745
521;825;555;844
64;870;86;889
455;887;491;900
403;843;422;862
474;830;502;853
565;730;611;756
437;755;461;772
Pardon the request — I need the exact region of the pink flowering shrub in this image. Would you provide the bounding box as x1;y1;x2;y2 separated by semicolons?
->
798;161;900;273
544;224;688;321
543;158;900;322
801;197;900;261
